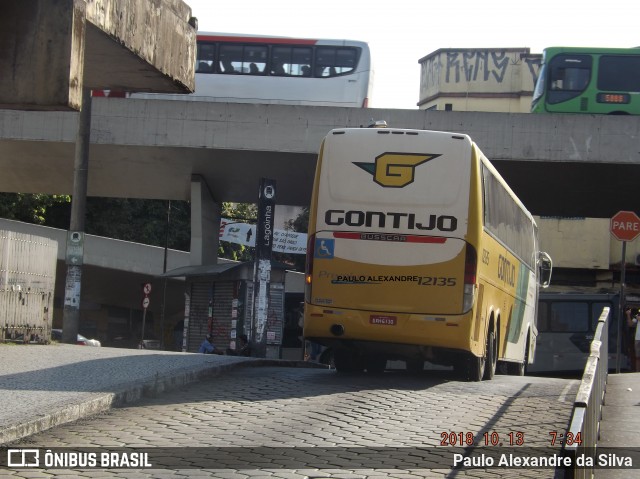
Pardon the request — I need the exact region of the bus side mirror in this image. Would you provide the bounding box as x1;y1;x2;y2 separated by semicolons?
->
538;251;553;288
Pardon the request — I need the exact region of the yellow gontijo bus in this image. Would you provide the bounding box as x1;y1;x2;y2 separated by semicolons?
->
304;126;552;381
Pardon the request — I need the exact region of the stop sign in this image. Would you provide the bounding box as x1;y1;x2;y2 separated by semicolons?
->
611;210;640;241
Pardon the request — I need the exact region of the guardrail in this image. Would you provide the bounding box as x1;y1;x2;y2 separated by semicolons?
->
563;306;610;479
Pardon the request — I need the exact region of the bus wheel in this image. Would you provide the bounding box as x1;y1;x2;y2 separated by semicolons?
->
506;361;525;376
365;356;387;374
453;354;483;381
507;337;528;376
319;348;335;369
483;331;497;380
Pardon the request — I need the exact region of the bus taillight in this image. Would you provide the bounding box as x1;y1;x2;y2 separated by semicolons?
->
463;244;477;312
304;234;315;303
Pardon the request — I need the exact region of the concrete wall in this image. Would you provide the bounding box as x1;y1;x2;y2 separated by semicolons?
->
537;216;640;270
0;218;190;274
537;217;611;270
418;48;542;112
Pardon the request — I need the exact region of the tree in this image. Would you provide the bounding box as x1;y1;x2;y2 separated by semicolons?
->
0;193;191;251
0;193;70;225
286;207;309;233
84;198;191;251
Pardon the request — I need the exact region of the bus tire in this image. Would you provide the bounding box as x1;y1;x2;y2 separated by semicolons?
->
507;335;528;376
483;331;497;380
506;361;525;376
319;348;335;369
456;352;484;382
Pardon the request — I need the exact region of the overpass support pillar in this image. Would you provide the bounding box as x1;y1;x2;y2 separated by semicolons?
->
190;176;221;266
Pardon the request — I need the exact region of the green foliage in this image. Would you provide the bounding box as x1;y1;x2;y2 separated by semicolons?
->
84;198;191;251
0;193;70;225
286;207;309;233
0;193;191;251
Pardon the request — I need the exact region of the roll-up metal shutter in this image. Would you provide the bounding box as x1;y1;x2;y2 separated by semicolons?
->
212;281;234;351
187;280;213;352
267;282;285;346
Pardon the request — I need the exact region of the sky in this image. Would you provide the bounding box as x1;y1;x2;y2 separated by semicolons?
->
185;0;640;110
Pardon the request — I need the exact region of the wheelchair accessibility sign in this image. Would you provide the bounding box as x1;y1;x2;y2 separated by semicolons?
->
314;238;334;259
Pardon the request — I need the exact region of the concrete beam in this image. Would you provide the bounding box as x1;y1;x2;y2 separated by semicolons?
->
0;0;86;110
1;102;640;217
83;0;196;93
0;0;195;111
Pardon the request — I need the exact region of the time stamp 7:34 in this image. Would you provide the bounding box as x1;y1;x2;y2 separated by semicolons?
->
440;431;583;447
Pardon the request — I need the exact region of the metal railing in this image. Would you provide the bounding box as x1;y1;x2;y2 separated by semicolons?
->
563;306;609;479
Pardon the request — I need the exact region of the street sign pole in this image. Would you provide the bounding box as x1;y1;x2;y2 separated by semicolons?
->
617;240;626;374
253;178;276;358
610;210;640;373
140;283;152;348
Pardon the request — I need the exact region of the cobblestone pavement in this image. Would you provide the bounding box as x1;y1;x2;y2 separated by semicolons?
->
3;367;578;479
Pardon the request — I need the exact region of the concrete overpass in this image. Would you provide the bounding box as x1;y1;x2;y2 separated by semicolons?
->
1;100;639;218
0;0;196;111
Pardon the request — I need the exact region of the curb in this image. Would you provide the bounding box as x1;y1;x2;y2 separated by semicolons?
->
0;358;328;446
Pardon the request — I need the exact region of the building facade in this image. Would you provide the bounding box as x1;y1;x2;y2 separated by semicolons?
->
418;48;542;112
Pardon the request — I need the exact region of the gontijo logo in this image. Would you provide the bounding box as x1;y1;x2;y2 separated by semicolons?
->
354;152;440;188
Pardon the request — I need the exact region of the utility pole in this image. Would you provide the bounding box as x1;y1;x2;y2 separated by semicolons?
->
160;200;171;349
62;87;92;344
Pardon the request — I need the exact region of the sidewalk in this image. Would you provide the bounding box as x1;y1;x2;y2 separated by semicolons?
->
596;372;640;479
0;344;317;445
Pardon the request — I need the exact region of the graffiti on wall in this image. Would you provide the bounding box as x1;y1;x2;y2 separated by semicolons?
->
448;51;510;83
523;55;542;88
420;49;541;93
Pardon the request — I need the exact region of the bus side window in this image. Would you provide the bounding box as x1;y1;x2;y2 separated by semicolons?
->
197;61;213;73
566;68;590;91
219;44;242;74
550;302;588;332
243;45;268;75
196;42;216;74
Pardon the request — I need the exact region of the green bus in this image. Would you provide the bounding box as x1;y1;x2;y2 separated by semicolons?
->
531;47;640;115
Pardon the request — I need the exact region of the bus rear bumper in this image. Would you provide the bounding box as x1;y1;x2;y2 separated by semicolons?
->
303;304;477;363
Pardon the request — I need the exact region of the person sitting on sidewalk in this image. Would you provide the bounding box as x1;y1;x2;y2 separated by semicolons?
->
226;334;251;357
198;334;222;354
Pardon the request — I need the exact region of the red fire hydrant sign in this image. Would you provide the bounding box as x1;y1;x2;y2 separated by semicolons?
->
611;211;640;242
